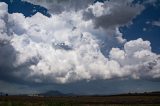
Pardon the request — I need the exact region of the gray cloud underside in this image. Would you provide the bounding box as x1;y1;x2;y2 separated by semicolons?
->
0;1;160;84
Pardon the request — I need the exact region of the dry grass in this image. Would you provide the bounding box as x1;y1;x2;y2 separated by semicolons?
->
0;95;160;106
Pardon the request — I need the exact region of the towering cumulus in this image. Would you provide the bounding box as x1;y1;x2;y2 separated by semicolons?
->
0;0;160;84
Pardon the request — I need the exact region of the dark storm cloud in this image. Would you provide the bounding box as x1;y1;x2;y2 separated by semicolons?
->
0;42;41;85
0;44;15;67
0;43;24;84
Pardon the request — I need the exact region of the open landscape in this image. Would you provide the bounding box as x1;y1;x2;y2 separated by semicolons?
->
0;93;160;106
0;0;160;106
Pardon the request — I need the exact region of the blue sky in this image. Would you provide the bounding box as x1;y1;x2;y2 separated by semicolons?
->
0;0;50;17
0;0;160;95
121;1;160;53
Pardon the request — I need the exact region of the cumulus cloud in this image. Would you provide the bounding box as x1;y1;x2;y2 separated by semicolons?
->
23;0;144;31
84;0;144;28
0;1;159;84
110;38;160;79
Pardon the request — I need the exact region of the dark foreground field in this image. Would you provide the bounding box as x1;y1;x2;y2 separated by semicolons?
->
0;95;160;106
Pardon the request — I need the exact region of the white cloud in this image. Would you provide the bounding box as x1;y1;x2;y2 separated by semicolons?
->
0;2;10;41
152;19;160;27
110;38;159;79
87;2;109;17
0;2;159;84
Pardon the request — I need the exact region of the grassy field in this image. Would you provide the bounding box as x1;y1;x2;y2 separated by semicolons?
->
0;95;160;106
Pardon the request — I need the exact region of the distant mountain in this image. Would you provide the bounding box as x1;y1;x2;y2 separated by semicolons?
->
39;90;76;96
38;90;160;97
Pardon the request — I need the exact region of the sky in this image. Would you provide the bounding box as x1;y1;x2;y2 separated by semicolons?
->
0;0;160;95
